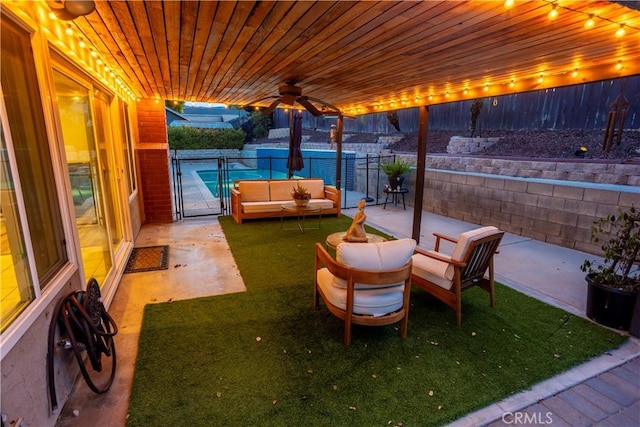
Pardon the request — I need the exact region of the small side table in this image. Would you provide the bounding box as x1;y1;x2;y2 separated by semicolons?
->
383;188;408;210
281;202;322;233
325;232;387;250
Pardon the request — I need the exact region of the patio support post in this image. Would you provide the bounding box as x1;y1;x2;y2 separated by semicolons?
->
412;105;429;244
335;115;344;191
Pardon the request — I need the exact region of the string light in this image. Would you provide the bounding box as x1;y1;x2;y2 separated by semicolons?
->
504;0;514;9
584;14;595;29
615;60;623;70
545;2;637;38
572;68;579;78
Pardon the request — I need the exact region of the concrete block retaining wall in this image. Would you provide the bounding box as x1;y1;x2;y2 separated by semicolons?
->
428;155;640;186
446;136;500;154
352;153;639;256
420;169;640;255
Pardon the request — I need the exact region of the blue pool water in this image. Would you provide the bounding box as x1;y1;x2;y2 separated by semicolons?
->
197;169;290;197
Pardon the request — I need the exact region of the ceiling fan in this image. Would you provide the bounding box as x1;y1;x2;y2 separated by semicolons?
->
46;0;96;20
245;81;342;117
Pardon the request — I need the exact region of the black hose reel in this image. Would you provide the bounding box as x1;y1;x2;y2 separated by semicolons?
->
47;278;118;413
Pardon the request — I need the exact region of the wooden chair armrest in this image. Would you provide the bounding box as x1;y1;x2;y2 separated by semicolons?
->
414;247;466;267
432;231;457;252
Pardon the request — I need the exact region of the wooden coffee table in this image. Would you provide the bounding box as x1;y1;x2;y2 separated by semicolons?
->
325;231;387;250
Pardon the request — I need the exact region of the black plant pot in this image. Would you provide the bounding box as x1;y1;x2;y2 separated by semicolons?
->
585;273;638;330
387;176;404;190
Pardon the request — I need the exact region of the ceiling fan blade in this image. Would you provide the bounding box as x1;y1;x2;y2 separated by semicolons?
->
297;97;322;116
305;96;342;116
264;99;281;115
243;95;278;109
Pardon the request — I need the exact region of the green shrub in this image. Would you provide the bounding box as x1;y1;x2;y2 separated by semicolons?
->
168;127;245;150
249;111;271;139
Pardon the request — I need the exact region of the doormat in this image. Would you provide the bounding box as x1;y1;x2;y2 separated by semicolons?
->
124;245;169;274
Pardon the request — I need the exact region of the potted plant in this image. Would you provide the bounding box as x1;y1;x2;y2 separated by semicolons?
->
379;159;412;189
580;205;640;331
291;183;311;207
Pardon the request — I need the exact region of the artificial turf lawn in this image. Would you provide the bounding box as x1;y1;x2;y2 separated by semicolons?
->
127;216;627;426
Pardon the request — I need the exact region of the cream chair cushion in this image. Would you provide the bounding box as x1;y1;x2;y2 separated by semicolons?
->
269;180;295;201
316;238;416;316
411;226;500;290
301;179;325;199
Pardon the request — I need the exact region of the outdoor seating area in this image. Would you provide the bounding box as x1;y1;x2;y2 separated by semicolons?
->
230;178;341;224
4;2;640;426
54;207;639;426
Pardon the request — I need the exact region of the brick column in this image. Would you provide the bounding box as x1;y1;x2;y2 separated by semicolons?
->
136;99;173;223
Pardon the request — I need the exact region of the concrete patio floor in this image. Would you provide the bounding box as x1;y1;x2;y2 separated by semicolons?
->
55;205;639;426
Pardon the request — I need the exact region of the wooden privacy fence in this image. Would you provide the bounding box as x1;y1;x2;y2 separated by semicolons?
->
273;77;639;134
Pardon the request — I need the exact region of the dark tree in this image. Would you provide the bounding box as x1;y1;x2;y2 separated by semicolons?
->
469;99;483;137
387;111;401;132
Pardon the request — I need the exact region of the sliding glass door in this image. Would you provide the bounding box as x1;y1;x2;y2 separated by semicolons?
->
52;70;113;286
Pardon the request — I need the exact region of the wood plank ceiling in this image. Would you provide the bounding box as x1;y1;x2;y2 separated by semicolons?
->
58;1;640;114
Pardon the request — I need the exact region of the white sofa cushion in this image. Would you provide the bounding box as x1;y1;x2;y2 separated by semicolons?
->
242;201;286;213
316;267;405;316
238;181;269;202
301;179;325;199
270;180;296;201
308;199;334;210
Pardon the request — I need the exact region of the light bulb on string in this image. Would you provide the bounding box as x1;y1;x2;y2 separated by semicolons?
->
504;0;514;9
615;24;625;38
548;4;558;20
584;15;595;29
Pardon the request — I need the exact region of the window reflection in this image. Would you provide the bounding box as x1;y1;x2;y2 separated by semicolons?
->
0;130;35;332
53;71;112;285
1;17;67;331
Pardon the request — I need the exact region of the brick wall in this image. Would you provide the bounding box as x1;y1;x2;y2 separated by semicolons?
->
136;100;174;223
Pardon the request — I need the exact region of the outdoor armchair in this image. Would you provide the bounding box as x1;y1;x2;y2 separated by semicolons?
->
411;226;504;326
314;238;416;346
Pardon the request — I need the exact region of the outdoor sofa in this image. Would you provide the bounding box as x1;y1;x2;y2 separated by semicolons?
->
230;178;341;224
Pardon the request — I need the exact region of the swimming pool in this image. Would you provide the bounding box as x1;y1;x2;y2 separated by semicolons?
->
196;169;291;197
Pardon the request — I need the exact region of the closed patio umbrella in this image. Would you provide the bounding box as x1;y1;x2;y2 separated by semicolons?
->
287;111;304;178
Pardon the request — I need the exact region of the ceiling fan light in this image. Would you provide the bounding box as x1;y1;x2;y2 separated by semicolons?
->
47;0;95;20
65;0;96;16
280;94;296;105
